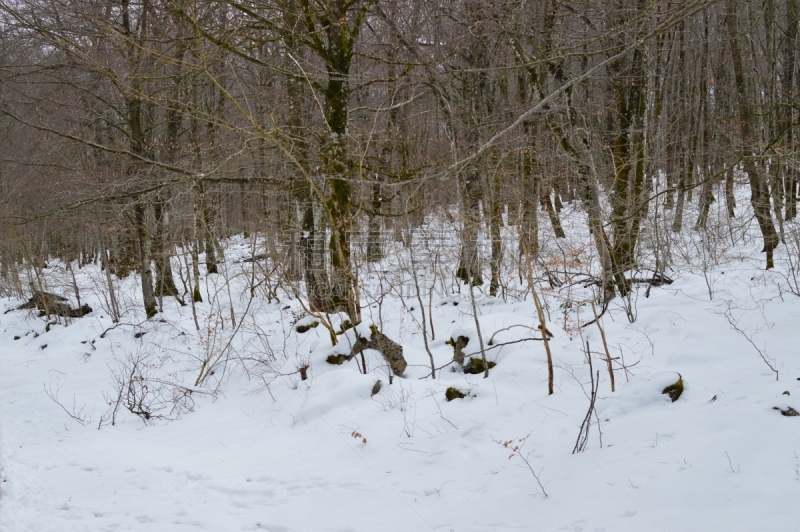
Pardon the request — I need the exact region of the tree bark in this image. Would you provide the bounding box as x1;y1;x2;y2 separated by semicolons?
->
133;203;157;318
725;0;780;268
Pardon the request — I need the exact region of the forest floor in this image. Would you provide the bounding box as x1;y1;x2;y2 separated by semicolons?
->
2;203;800;531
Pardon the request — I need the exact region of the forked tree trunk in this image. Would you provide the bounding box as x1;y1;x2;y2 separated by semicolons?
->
541;185;566;238
558;127;622;303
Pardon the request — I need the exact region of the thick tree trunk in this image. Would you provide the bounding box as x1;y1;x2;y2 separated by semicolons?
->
456;171;484;286
302;199;335;313
133;203;157;318
671;149;688;233
784;0;798;220
695;22;715;233
366;179;384;263
541;185;566;238
284;191;303;282
153;197;180;299
725;0;780;268
318;0;361;322
519;146;539;258
607;5;648;272
195;182;218;274
151;31;187;301
695;176;715;231
366;53;403;264
282;35;336;310
567;130;623;302
457;0;490;288
725;166;737;218
190;239;202;303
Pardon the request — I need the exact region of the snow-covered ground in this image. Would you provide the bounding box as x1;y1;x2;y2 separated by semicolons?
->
2;202;800;531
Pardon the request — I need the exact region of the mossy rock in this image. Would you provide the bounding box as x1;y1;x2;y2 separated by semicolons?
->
774;406;800;417
445;387;466;402
296;321;319;334
463;357;496;375
326;354;347;365
662;374;683;402
336;320;354;334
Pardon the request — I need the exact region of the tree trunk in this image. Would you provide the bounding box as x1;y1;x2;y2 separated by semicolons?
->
457;0;490;288
725;166;736;218
608;4;648;272
366;180;384;262
316;0;361;322
725;0;780;268
133;203;157;318
784;0;798;220
153;197;180;298
195;182;218;274
489;162;502;297
541;185;566;238
457;170;484;286
519;146;539;258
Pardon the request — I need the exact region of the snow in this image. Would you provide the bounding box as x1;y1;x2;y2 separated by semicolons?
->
3;214;800;531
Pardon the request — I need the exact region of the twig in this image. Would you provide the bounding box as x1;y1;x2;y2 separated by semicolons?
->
462;336;543;358
591;301;616;393
721;305;779;380
724;452;740;473
488;324;537;345
494;433;548;497
429;391;458;430
45;386;91;426
517;450;549;498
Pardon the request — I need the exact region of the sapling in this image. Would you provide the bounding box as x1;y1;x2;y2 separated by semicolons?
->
403;191;436;378
494;433;548;497
591;300;616;392
573;343;599;454
519;240;554;394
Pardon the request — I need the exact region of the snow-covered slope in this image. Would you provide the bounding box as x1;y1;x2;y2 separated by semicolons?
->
2;229;800;532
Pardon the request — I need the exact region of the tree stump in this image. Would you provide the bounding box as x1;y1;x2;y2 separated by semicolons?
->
446;335;470;367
